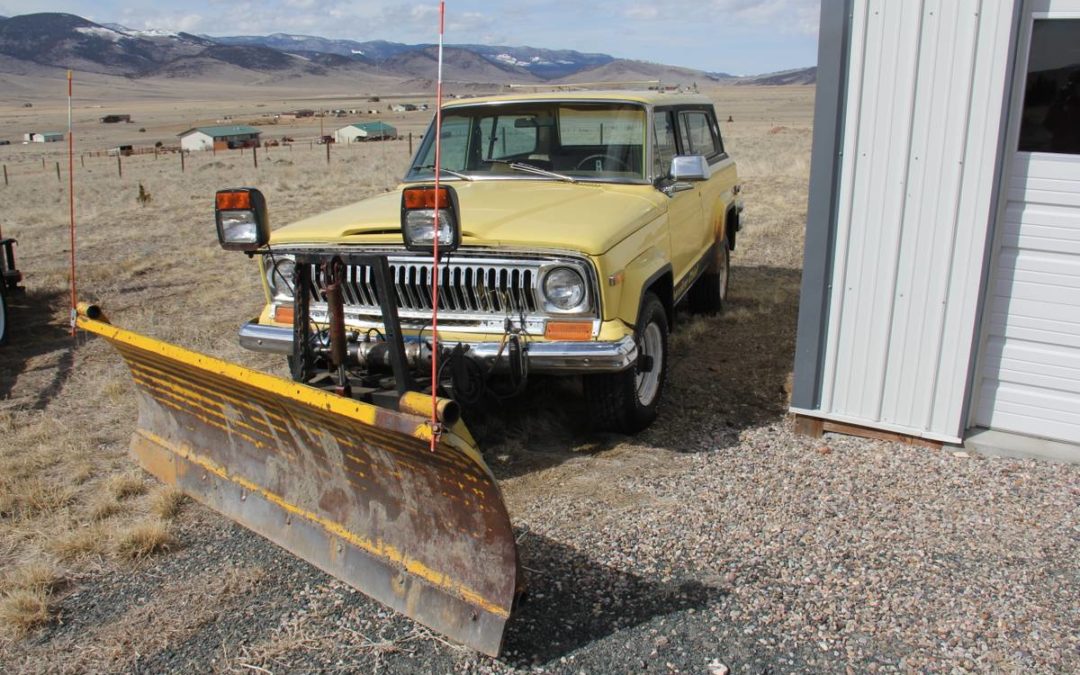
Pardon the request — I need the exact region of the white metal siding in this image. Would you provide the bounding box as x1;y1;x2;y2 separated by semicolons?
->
180;132;213;152
974;154;1080;442
817;0;1017;441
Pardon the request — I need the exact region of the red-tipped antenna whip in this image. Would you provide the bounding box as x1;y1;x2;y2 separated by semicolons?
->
67;70;77;337
429;0;446;451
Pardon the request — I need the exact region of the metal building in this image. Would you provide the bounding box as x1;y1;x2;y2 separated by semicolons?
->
334;121;398;143
178;125;262;152
792;0;1080;461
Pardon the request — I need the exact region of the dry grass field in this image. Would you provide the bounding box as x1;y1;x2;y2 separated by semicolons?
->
3;79;1074;673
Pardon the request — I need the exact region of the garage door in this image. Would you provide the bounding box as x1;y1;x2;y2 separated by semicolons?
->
973;2;1080;444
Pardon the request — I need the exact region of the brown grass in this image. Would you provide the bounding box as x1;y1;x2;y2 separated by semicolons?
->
46;524;110;561
0;588;50;638
150;487;186;520
88;494;126;521
1;560;65;595
107;472;148;501
112;520;176;559
0;478;75;520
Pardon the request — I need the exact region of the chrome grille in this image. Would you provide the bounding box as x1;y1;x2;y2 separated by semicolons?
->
308;255;542;317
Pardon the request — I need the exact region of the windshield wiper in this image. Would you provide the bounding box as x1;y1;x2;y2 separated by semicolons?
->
486;159;577;184
413;165;474;181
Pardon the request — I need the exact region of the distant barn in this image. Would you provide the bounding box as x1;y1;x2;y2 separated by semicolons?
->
178;125;261;152
335;121;398;143
23;132;63;143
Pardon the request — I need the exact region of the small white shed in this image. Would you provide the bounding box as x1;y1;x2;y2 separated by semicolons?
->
335;122;398;143
179;125;261;152
25;132;63;143
792;0;1080;462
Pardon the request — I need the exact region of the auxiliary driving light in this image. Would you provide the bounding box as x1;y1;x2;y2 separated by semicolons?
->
400;185;461;253
216;188;269;252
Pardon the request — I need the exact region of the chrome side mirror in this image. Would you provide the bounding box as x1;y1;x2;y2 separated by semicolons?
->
670;155;711;181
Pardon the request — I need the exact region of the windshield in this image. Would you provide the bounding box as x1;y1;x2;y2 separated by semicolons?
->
406;102;647;182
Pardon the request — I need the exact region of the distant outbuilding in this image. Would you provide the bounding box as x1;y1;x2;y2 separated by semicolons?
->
178;125;261;152
23;132;64;143
100;114;131;124
335;121;398;143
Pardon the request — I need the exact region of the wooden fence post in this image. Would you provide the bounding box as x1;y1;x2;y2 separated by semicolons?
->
326;141;330;165
117;154;122;178
253;146;258;169
408;132;413;155
3;165;7;186
56;161;61;181
181;151;186;173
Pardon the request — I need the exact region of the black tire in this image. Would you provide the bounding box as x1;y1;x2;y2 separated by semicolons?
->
585;293;668;433
688;241;730;315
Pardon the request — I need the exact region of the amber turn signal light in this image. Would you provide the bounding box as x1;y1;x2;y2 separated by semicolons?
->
544;321;593;341
216;190;252;211
273;305;295;325
402;186;451;210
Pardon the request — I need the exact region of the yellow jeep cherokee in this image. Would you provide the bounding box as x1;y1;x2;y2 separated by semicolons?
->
238;90;742;433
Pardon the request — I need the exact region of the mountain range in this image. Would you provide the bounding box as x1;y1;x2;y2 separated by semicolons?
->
0;12;815;86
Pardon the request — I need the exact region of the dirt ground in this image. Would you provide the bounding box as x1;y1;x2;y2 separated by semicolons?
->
2;79;1076;673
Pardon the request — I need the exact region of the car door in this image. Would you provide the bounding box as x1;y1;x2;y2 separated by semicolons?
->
678;107;737;286
654;107;704;287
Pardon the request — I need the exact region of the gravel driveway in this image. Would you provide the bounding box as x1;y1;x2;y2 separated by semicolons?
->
5;265;1078;674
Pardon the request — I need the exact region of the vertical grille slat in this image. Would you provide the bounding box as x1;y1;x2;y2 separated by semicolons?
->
304;255;589;319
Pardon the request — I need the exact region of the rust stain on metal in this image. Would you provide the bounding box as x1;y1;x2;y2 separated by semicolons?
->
77;311;519;657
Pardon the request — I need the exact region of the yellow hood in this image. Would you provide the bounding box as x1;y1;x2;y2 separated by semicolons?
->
270;181;666;256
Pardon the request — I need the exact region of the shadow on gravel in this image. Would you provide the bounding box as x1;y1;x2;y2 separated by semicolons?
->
470;264;802;478
0;287;75;409
505;532;723;664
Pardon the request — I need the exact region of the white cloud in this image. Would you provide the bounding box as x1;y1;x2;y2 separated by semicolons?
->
711;0;819;35
623;6;659;20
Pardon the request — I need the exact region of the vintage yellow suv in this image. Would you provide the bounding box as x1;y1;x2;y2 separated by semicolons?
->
236;91;742;433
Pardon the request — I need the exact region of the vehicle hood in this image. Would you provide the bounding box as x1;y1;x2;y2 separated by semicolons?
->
269;180;667;256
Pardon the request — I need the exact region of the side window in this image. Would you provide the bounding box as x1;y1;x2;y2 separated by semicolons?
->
680;111;723;158
1018;19;1080;154
653;110;678;177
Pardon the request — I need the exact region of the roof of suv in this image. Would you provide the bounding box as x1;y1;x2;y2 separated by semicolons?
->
442;90;714;108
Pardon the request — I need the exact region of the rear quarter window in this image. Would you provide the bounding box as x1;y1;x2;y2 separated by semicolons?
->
680;110;724;159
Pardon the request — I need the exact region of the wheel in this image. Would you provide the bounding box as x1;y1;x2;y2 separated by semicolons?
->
689;241;730;314
575;154;629;172
0;286;8;346
585;293;668;433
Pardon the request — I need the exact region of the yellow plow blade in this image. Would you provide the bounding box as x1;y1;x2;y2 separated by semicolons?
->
77;308;519;656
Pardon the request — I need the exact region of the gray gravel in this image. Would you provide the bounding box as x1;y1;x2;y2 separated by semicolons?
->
6;278;1080;673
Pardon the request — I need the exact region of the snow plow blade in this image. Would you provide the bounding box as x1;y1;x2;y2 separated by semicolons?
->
76;306;518;657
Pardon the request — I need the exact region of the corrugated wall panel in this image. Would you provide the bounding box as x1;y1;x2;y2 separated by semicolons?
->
818;0;1017;441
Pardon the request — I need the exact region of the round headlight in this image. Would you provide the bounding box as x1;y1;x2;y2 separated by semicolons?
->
543;267;586;311
266;256;296;300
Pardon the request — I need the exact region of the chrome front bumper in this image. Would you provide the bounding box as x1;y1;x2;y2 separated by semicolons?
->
238;322;638;373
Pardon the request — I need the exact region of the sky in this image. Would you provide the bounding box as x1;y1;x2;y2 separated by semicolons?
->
0;1;821;75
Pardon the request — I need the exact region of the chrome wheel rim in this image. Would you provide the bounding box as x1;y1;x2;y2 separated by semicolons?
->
635;322;663;406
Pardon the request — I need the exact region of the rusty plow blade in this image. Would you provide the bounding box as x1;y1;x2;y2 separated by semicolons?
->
77;307;519;656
